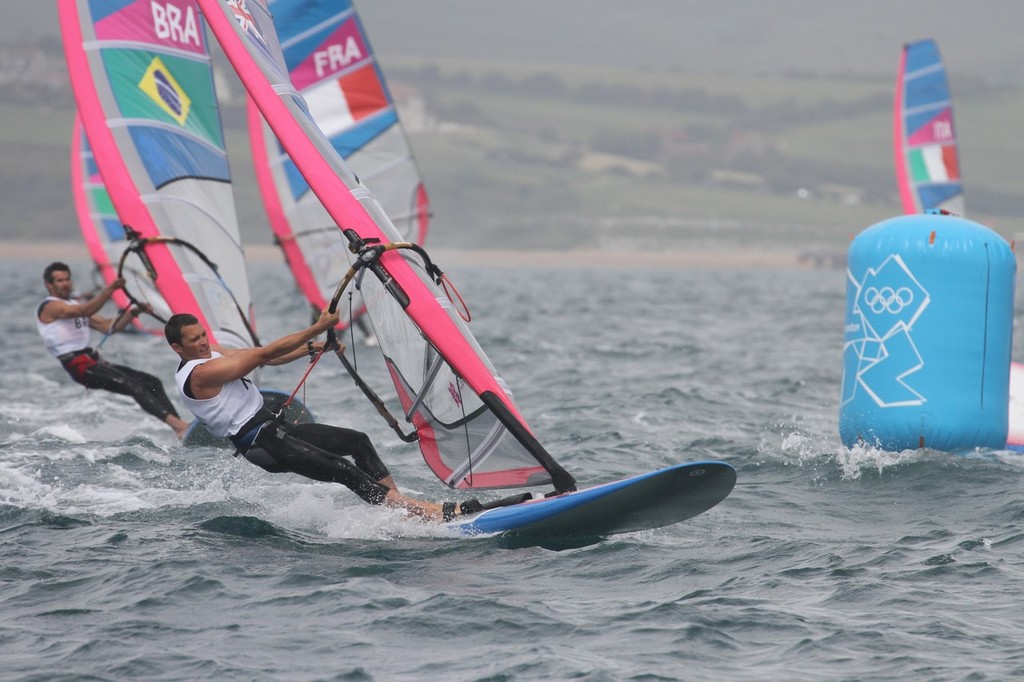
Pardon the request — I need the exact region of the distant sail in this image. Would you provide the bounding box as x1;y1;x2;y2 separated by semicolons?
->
70;114;137;314
198;0;574;491
247;0;429;327
60;0;257;347
894;39;964;215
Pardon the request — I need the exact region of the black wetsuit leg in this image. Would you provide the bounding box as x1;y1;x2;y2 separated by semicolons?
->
251;423;391;505
78;362;180;422
287;423;391;482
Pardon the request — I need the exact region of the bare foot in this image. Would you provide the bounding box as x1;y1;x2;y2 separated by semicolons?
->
384;490;445;522
167;415;190;439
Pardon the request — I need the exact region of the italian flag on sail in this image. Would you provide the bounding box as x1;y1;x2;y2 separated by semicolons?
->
910;144;960;183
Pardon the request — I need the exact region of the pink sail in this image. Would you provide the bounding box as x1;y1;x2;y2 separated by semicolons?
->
60;0;256;347
247;0;429;330
70;114;138;321
198;0;573;491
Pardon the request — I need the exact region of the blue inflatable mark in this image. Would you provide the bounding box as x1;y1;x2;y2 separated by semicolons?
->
840;213;1016;451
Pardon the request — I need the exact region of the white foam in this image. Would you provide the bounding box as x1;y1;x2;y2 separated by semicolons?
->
833;441;925;480
764;427;930;481
238;481;453;540
31;424;88;444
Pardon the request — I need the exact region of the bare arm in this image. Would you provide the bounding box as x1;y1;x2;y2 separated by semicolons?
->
88;302;151;335
190;308;340;396
39;277;125;324
265;339;340;366
210;340;334;366
109;306;140;334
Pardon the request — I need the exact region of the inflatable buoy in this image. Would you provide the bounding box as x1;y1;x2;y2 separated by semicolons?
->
839;213;1015;451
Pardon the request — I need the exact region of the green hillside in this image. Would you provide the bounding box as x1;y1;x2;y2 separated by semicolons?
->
387;58;1024;249
3;50;1023;250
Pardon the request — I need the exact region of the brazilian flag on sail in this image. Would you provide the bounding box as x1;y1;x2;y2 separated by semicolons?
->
99;49;228;186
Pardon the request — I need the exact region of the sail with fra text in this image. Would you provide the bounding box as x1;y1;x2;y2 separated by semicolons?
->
60;0;257;348
247;0;430;329
894;39;964;216
198;0;574;492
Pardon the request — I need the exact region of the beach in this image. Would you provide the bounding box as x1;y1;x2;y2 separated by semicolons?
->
1;239;819;269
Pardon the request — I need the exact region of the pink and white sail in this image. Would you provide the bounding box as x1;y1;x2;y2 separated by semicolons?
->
197;0;573;491
60;0;256;348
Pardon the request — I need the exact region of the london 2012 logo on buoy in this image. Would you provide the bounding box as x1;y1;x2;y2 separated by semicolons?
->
842;254;930;408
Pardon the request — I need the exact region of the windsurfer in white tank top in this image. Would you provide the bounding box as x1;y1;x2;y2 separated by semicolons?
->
164;309;482;523
36;262;189;438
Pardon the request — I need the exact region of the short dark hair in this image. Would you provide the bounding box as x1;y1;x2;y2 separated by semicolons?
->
43;262;70;283
165;313;200;345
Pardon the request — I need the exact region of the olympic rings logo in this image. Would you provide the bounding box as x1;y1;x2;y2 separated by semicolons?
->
862;286;914;314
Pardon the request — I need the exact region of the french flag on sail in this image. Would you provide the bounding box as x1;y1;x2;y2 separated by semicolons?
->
288;15;389;138
302;63;389;138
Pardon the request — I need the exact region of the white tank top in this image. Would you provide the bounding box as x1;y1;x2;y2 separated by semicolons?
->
36;296;92;357
174;352;264;438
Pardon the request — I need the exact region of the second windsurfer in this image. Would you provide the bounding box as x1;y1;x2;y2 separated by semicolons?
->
36;262;190;438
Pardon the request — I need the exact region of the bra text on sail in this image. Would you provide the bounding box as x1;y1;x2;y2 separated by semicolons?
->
151;1;201;48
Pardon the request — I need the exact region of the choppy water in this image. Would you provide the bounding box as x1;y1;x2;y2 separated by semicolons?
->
4;255;1024;681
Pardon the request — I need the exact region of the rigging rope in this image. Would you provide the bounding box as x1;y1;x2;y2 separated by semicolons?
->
275;343;326;419
94;304;133;350
278;285;359;420
440;273;471;322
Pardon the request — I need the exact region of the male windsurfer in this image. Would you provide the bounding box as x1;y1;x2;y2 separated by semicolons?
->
164;309;483;522
36;262;189;438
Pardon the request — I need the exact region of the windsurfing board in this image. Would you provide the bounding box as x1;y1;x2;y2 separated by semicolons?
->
448;460;735;538
182;389;315;448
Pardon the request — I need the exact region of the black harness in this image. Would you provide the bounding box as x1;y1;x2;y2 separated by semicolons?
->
228;407;278;454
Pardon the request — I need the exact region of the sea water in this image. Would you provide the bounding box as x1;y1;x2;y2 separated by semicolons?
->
4;255;1024;680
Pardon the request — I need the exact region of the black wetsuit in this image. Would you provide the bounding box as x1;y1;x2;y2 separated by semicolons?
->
58;347;181;423
228;408;392;504
38;298;181;424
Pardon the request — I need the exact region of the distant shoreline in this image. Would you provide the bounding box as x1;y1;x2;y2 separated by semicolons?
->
0;240;828;269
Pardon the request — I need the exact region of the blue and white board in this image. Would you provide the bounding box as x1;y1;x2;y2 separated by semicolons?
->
449;461;735;538
182;389;315;447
